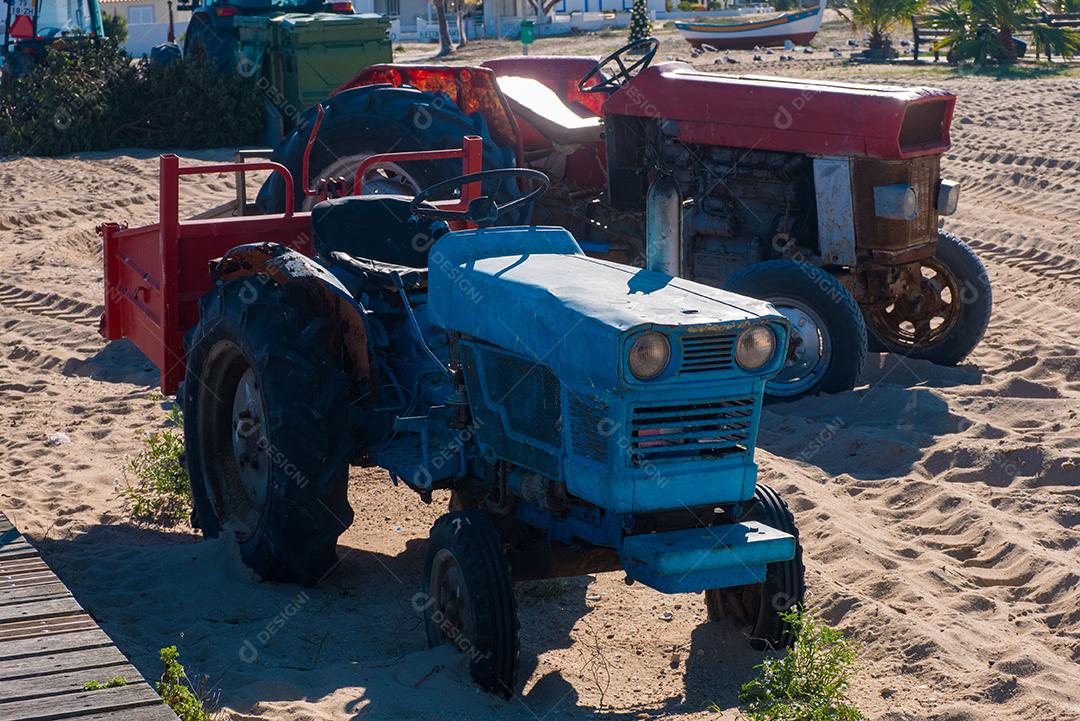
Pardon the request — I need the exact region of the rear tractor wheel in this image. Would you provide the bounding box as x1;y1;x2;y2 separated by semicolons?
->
257;85;523;218
182;278;355;586
421;511;519;697
864;230;992;365
704;484;805;650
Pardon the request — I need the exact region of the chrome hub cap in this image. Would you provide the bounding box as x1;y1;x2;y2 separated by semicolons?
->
428;548;474;649
230;367;270;531
769;298;830;397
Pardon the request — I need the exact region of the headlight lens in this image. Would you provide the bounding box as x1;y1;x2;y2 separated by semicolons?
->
873;184;919;221
735;325;776;370
628;332;671;380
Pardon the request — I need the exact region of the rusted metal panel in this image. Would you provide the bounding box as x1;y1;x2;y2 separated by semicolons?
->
812;157;857;267
851;155;940;263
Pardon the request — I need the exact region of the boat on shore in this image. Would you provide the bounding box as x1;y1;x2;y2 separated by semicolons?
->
675;0;826;49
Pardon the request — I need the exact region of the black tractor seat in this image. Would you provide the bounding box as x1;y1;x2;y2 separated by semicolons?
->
310;194;449;270
328;252;428;292
495;75;604;146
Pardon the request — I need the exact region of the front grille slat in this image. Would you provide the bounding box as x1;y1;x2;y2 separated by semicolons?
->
678;332;738;375
630;397;755;466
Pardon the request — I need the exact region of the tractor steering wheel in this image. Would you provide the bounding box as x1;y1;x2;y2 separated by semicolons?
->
410;169;550;227
578;37;660;94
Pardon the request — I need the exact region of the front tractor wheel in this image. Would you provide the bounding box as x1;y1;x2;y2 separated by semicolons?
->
705;484;806;650
421;511;519;697
182;278;355;586
726;260;867;401
864;231;992;365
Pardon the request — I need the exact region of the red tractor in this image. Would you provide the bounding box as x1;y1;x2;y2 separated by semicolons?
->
256;39;991;400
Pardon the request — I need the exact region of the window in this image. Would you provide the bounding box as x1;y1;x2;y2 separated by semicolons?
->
127;5;155;24
386;0;400;16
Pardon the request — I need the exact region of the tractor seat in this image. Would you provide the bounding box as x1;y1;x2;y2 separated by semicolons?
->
310;194;449;271
328;252;428;292
495;75;604;146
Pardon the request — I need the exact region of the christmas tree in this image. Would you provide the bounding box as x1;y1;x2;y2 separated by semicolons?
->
628;0;652;42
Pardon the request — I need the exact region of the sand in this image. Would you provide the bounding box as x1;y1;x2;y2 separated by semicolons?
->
1;33;1078;721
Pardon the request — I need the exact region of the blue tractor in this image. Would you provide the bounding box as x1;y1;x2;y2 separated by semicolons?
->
180;169;805;695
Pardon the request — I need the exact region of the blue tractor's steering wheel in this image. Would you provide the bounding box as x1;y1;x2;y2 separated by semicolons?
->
578;37;660;94
410;169;550;227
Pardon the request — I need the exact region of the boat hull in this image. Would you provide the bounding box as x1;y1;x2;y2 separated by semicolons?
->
676;2;825;50
679;30;818;49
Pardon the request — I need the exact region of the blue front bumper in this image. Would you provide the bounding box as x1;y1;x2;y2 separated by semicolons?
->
619;521;795;594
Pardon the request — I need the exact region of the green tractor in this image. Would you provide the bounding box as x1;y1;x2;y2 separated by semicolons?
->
180;0;392;140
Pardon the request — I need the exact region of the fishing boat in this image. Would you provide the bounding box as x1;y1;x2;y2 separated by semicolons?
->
675;0;826;49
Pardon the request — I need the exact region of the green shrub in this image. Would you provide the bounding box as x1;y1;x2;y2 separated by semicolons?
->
0;36;135;155
123;403;190;523
738;608;866;721
157;646;219;721
111;57;263;149
102;13;129;44
0;36;262;156
82;675;129;691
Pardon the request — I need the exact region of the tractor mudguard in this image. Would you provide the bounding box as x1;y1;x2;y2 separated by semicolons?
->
211;243;375;399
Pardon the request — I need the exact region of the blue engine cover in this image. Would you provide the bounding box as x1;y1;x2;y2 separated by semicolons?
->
427;226;781;390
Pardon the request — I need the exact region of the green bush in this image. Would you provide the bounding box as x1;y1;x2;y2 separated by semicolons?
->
0;36;262;156
123;402;190;523
0;36;135;155
102;13;129;44
82;676;128;691
157;646;218;721
738;608;866;721
111;56;263;148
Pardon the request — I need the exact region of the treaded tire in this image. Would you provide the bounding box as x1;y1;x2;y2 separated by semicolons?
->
256;85;523;219
422;511;519;697
864;230;992;365
182;278;354;586
726;259;867;401
704;484;805;650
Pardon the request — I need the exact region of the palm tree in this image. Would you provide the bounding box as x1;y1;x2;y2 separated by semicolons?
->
433;0;454;56
929;0;1080;62
849;0;928;51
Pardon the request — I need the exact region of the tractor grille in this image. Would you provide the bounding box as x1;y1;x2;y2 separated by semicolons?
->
678;332;738;375
568;393;610;464
630;397;755;466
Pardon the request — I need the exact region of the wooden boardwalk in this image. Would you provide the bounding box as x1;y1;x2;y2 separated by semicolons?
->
0;512;177;721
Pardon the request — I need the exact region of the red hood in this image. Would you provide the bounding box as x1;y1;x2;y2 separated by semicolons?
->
602;63;955;160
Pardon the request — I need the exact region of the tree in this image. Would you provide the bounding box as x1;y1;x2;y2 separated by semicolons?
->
628;0;653;41
928;0;1080;63
524;0;563;23
849;0;927;50
455;0;469;48
433;0;454;56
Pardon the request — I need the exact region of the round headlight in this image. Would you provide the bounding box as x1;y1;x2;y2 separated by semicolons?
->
735;325;776;370
628;332;671;380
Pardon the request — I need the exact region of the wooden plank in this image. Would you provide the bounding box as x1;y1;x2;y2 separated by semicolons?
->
0;512;178;721
1;573;60;591
0;558;49;574
0;645;131;682
0;616;100;643
0;684;166;721
0;596;83;624
56;705;178;721
0;582;71;607
0;628;115;662
0;663;144;704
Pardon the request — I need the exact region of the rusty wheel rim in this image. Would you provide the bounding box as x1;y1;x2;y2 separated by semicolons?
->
868;258;963;349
